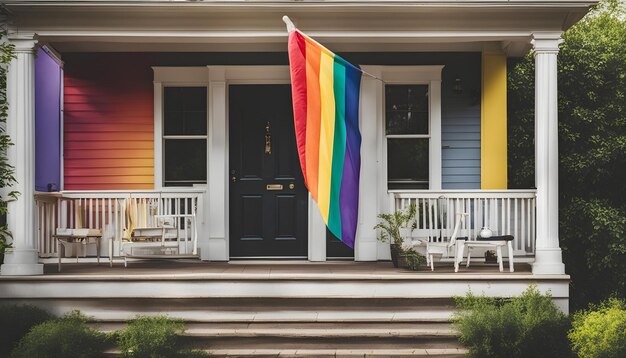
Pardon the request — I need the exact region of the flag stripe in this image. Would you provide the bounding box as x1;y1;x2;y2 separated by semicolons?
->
287;30;362;248
328;59;346;237
287;32;308;186
339;65;362;248
304;37;322;201
317;50;336;221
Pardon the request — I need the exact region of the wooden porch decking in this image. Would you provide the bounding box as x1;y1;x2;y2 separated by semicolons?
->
38;259;533;278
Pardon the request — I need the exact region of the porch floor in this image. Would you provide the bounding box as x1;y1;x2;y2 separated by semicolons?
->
35;259;536;279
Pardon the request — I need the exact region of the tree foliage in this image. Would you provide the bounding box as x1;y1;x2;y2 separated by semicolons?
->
508;0;626;309
0;27;18;260
569;298;626;358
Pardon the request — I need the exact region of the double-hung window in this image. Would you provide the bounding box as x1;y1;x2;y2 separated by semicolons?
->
162;87;207;187
385;84;430;190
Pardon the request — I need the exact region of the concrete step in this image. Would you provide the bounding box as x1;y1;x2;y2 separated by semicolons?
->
204;348;467;357
188;336;465;357
106;347;467;357
100;322;465;357
97;322;459;338
22;297;458;323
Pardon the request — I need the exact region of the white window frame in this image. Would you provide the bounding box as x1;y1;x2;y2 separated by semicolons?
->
361;65;443;192
153;67;209;190
384;83;432;189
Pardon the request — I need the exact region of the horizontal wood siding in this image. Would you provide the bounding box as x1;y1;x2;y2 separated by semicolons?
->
440;56;481;189
342;53;482;189
63;54;155;190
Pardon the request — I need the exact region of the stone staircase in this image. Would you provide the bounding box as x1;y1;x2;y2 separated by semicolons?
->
94;297;466;357
2;261;564;357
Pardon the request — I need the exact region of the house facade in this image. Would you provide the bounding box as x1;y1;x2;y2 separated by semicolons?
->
0;1;596;310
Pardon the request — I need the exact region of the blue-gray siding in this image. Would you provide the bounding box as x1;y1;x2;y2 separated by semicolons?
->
440;56;482;189
343;53;482;189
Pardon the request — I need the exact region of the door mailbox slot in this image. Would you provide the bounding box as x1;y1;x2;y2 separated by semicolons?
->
266;184;283;191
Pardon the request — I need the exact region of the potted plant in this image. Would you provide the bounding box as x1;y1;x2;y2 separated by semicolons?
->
404;248;427;271
374;204;416;268
484;250;497;263
0;234;11;266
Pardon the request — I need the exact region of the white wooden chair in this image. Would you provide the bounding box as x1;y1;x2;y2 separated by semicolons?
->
417;212;469;271
121;215;178;265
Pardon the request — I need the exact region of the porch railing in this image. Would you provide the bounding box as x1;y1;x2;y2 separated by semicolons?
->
35;190;206;258
389;190;537;255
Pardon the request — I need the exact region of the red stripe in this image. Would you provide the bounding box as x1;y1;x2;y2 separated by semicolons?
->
287;31;309;187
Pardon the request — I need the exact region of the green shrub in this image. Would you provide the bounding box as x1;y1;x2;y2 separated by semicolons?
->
569;298;626;358
11;310;107;358
454;286;572;358
0;304;53;356
117;315;207;358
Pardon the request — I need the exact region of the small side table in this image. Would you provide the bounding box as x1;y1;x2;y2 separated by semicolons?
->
52;234;102;272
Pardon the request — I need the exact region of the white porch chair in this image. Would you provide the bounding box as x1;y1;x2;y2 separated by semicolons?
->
416;212;469;271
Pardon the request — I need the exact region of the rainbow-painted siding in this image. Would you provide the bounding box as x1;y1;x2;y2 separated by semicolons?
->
63;54;155;190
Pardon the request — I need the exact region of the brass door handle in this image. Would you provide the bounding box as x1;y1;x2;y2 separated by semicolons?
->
265;121;272;154
266;184;283;191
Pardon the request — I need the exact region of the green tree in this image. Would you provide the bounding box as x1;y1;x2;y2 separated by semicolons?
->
508;0;626;310
0;28;19;265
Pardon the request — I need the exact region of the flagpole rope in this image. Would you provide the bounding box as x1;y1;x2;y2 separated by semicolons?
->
282;16;387;84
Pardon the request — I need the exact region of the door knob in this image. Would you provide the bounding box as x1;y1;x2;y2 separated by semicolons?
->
289;183;295;189
231;176;237;183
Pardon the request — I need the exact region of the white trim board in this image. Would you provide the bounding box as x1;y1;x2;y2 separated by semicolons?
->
153;66;325;261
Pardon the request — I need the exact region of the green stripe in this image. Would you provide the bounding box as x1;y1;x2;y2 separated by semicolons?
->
327;59;346;238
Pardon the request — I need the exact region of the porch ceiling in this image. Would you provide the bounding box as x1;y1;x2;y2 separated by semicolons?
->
3;0;596;56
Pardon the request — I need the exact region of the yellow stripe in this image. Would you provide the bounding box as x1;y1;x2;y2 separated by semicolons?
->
481;52;508;189
317;50;336;222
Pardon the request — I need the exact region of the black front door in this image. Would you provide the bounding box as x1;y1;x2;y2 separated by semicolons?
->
229;85;308;258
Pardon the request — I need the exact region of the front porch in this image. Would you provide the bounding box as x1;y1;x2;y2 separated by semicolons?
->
0;1;585;317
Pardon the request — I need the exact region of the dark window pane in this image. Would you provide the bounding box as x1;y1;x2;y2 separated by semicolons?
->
164;87;207;135
387;138;429;190
164;139;207;186
385;85;428;135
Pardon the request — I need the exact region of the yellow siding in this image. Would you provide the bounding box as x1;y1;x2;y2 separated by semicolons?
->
481;52;508;189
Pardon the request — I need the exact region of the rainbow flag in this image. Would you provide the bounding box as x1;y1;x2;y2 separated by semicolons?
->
287;29;362;248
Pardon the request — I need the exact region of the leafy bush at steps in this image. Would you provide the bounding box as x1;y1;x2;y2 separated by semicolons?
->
10;310;108;358
453;286;572;358
0;304;54;357
117;315;208;358
569;298;626;358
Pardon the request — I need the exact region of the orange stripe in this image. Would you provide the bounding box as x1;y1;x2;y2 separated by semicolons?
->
305;38;322;201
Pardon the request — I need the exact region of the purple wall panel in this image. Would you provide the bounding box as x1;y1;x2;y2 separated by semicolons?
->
35;48;62;192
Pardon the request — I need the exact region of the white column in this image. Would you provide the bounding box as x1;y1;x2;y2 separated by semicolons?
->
206;67;228;261
531;32;565;275
1;34;43;276
307;197;326;261
356;73;382;261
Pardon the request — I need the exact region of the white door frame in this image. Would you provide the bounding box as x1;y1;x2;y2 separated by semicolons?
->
153;65;326;261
